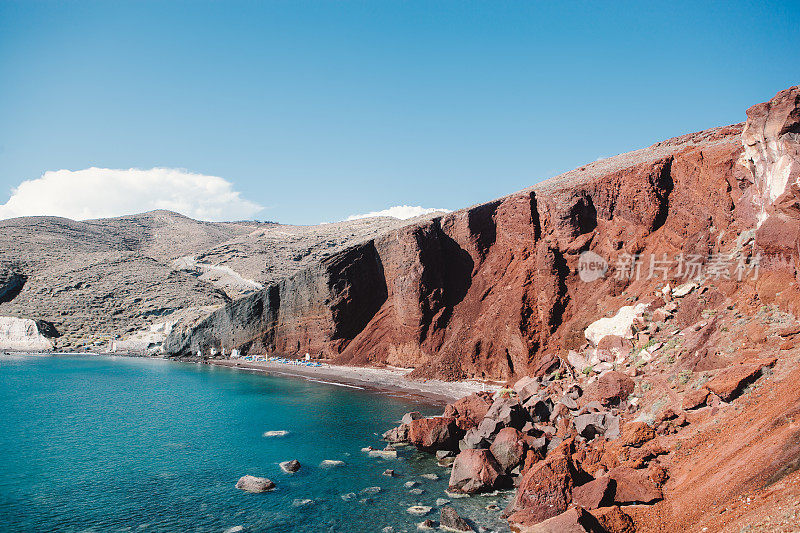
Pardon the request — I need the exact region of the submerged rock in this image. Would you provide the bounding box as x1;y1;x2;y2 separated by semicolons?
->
320;459;345;467
235;475;275;493
262;430;289;437
439;505;474;532
369;449;398;459
407;505;433;516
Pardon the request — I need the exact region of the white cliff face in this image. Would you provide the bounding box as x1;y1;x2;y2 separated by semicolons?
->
740;86;800;225
0;317;54;351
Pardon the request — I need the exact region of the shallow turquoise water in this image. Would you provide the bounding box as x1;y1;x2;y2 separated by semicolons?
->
0;355;511;532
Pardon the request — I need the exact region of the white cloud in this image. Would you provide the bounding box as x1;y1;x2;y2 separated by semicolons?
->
346;205;450;221
0;167;263;221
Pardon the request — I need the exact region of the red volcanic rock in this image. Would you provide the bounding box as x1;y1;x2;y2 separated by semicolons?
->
448;448;504;494
408;416;463;451
589;506;636;533
682;389;709;410
168;88;800;393
505;440;575;528
608;466;663;504
619;421;655;448
704;359;776;402
572;476;614;510
595;335;630;361
489;427;527;473
518;507;602;533
449;392;493;428
583;372;635;407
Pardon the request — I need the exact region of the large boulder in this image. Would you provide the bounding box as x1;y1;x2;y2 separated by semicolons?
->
584;372;634;407
235;475;275;493
484;397;528;430
505;440;575;528
449;393;493;427
573;412;620;440
572;476;615;509
514;376;541;403
460;427;491;450
383;424;409;443
408;417;463;451
525;397;553;423
489;427;527;473
448;449;504;494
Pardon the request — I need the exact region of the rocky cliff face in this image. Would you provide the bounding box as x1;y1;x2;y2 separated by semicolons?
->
169;87;800;384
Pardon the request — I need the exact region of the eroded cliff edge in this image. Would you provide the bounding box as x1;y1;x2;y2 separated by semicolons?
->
166;87;800;383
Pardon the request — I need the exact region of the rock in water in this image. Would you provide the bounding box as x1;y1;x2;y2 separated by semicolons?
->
262;430;289;437
402;411;423;425
279;459;301;473
235;475;275;493
320;459;345;467
439;505;474;532
407;505;432;516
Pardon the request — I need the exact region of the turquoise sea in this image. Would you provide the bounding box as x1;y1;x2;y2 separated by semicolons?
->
0;355;511;532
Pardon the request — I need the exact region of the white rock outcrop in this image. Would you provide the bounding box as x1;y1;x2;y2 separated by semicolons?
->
584;303;648;346
0;317;54;351
740;86;800;225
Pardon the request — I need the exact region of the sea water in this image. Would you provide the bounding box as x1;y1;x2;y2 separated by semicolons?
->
0;355;512;532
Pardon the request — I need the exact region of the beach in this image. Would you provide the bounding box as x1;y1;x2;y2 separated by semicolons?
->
208;359;500;405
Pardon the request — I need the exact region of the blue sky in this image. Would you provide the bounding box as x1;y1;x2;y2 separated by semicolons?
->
1;1;798;224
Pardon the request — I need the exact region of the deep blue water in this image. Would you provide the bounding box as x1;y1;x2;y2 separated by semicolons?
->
0;355;511;532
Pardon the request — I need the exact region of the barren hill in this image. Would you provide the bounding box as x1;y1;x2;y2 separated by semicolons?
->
0;210;432;349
